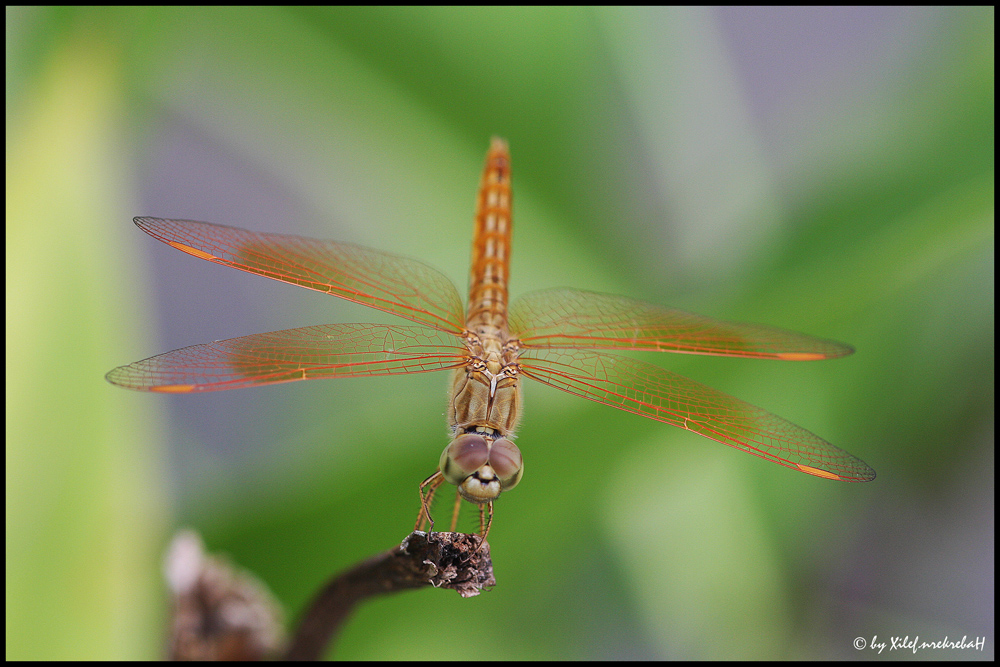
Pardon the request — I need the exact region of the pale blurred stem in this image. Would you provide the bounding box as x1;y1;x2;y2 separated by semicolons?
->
283;532;493;661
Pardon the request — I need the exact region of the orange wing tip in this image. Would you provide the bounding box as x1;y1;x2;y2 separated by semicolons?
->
167;241;217;261
778;352;827;361
796;464;843;480
151;384;198;394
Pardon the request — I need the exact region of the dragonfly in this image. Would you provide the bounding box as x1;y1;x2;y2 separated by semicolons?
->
107;137;874;541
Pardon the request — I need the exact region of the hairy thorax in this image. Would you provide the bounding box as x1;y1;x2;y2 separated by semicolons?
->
449;327;522;436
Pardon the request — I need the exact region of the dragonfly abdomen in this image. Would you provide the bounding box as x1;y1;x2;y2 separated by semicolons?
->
467;137;512;332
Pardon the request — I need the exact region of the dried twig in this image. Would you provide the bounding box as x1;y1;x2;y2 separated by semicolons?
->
284;531;494;660
164;530;494;661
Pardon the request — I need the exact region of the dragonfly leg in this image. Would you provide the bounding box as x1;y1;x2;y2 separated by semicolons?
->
449;489;462;532
416;472;444;532
473;501;493;555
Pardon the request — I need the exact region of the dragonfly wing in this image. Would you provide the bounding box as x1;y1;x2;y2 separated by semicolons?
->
510;288;853;359
518;348;874;482
106;324;467;392
133;217;466;333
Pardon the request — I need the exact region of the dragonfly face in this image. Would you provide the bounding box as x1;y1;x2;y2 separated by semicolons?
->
107;137;874;542
439;433;523;504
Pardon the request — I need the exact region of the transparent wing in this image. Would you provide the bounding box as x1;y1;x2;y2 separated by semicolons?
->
510;288;853;359
518;348;874;482
106;324;467;393
133;217;466;333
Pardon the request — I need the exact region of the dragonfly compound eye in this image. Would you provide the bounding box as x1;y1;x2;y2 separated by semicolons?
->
440;434;489;486
488;438;523;491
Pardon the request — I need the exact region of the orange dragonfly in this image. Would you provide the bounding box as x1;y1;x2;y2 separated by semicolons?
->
107;138;874;539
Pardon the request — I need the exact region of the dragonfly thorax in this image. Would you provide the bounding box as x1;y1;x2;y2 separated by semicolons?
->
449;331;522;436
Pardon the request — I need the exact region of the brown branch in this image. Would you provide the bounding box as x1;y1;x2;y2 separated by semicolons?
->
164;530;494;661
283;531;495;661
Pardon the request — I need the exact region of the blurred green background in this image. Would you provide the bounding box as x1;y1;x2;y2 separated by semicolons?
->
7;6;993;660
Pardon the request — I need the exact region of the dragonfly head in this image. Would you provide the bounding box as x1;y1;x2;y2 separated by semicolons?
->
439;433;523;503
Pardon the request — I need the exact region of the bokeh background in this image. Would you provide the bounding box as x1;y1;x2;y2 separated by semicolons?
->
7;6;993;660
